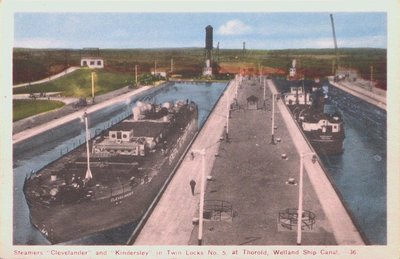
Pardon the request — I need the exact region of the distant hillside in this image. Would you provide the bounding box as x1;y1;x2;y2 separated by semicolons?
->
13;47;386;89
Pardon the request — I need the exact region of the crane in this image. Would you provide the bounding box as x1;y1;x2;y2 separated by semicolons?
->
330;14;339;75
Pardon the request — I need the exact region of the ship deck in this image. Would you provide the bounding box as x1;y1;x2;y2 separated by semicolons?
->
23;103;198;243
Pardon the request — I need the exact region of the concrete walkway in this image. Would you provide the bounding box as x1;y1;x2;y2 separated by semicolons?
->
186;78;336;245
134;76;364;246
329;80;386;111
268;79;364;245
134;80;236;245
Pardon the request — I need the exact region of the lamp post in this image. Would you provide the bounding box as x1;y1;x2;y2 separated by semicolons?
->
263;78;266;109
235;74;238;99
271;93;276;144
192;148;206;245
91;71;95;104
83;112;93;181
135;65;138;86
297;152;317;245
226;88;230;142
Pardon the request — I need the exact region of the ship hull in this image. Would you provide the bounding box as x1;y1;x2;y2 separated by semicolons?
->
286;104;345;155
305;133;344;155
24;104;198;244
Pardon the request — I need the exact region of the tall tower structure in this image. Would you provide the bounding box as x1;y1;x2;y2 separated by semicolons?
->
203;25;213;76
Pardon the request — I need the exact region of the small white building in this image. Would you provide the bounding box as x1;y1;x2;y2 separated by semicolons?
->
81;57;104;69
151;70;167;78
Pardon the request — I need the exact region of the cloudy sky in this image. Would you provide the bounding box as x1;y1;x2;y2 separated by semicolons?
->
14;12;386;49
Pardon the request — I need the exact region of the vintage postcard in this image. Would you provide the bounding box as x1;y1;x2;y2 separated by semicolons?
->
1;0;399;258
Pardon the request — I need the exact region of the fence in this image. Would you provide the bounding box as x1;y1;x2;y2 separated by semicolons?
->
203;200;234;221
278;208;316;231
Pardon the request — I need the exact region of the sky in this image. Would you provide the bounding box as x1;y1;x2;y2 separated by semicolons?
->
14;12;387;50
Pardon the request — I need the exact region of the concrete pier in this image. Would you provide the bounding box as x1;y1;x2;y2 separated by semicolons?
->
329;80;386;111
134;77;364;245
134;80;236;245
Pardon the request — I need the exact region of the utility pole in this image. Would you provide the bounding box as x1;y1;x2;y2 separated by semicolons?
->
192;148;206;245
235;74;239;99
84;112;93;181
135;65;138;86
263;78;266;109
370;65;374;90
226;90;230;142
216;42;220;63
271;93;275;144
297;152;316;245
91;71;95;103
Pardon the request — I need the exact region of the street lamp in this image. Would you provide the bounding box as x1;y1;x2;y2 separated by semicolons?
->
263;78;266;109
192;148;206;245
91;71;96;104
297;152;317;245
226;87;231;142
235;74;239;99
271;93;276;144
83;112;93;181
135;65;138;87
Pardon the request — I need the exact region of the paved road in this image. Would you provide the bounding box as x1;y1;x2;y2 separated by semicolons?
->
13;86;151;144
13;93;78;105
13;67;81;88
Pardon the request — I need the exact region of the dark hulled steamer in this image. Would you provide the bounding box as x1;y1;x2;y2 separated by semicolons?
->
281;60;345;155
23;100;198;244
297;100;345;155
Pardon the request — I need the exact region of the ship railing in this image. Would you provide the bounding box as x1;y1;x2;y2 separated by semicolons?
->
90;179;140;201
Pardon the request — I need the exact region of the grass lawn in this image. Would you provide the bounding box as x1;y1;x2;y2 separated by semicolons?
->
13;69;134;97
13;99;65;122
